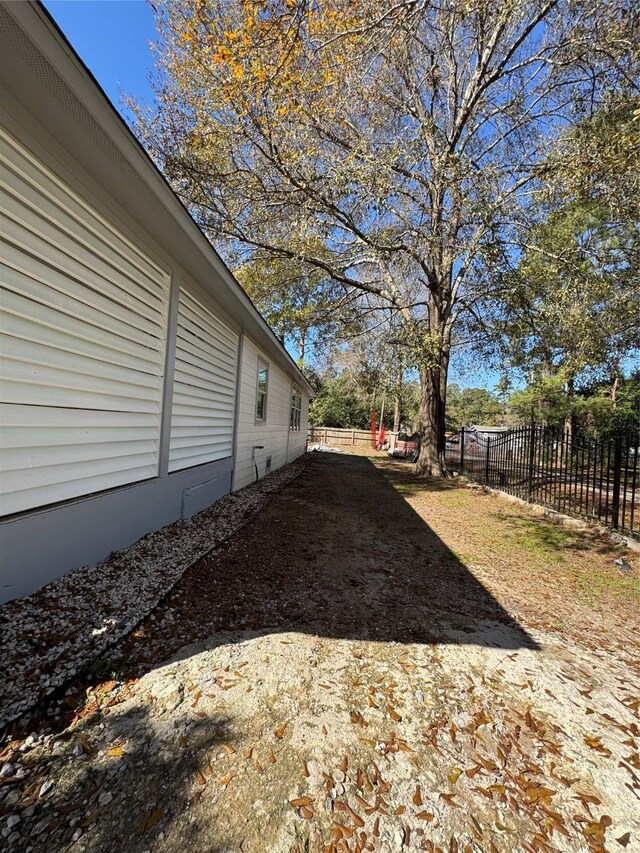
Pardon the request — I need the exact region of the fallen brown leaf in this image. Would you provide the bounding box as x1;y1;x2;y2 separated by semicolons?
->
290;796;315;807
136;807;162;835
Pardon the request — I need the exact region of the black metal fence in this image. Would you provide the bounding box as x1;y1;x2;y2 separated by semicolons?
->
445;426;639;539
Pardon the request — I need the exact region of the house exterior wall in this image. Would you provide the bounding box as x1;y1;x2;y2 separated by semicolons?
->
287;393;310;463
0;112;238;603
169;279;239;473
0;3;313;604
0;124;171;516
233;335;310;490
233;335;292;490
0;458;232;603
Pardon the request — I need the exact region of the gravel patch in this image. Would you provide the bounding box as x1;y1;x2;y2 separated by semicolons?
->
2;629;638;852
0;457;308;728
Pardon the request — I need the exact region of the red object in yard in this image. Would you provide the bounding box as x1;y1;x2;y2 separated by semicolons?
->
377;423;386;449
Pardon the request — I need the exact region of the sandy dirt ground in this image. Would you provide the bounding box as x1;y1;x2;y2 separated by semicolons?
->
1;452;639;853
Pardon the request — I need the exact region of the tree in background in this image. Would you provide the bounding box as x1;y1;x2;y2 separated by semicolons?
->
487;93;639;432
310;330;412;430
508;375;572;427
234;257;343;365
574;372;640;440
508;371;640;440
445;385;502;432
496;202;638;429
132;0;637;476
308;372;371;429
545;96;640;226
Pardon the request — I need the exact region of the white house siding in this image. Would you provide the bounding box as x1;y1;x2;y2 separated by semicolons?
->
287;392;310;463
234;335;307;490
0;2;315;603
0;126;170;516
169;280;238;472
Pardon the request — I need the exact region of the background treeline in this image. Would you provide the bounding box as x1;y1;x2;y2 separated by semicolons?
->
309;368;640;442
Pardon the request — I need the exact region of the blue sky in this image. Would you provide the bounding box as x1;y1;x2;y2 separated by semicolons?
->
42;1;157;124
41;0;512;391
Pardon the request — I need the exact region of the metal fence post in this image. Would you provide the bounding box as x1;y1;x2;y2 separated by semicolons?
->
611;432;623;530
460;427;465;474
485;436;491;485
527;424;537;502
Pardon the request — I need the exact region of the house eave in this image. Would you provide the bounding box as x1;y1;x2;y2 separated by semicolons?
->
1;0;315;398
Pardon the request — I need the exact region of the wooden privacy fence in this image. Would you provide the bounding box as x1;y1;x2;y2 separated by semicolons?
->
445;426;639;540
308;426;398;448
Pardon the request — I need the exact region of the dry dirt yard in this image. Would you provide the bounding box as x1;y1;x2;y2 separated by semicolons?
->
1;451;639;853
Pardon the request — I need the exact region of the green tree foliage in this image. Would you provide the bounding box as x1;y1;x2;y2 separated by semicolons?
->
507;371;640;438
574;373;640;439
495;200;639;412
235;257;342;365
508;375;572;427
488;94;640;424
308;374;371;429
545;96;640;224
445;386;503;432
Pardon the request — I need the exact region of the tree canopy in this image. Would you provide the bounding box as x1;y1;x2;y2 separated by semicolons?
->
494;200;639;388
133;0;639;473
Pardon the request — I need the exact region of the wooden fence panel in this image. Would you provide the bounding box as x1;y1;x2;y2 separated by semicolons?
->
308;426;398;448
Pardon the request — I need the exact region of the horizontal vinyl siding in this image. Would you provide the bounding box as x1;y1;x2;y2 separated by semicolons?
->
168;282;238;472
0;127;169;516
234;336;295;490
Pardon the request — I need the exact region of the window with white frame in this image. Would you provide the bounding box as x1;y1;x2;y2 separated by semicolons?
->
256;358;269;422
290;387;302;431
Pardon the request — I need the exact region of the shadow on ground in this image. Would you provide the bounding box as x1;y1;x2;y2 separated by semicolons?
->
127;452;539;666
7;453;546;851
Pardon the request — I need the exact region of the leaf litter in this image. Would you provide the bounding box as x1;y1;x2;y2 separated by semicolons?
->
2;452;638;852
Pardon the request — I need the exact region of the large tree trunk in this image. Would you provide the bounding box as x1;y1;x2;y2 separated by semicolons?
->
413;287;452;477
415;339;450;477
415;364;448;476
